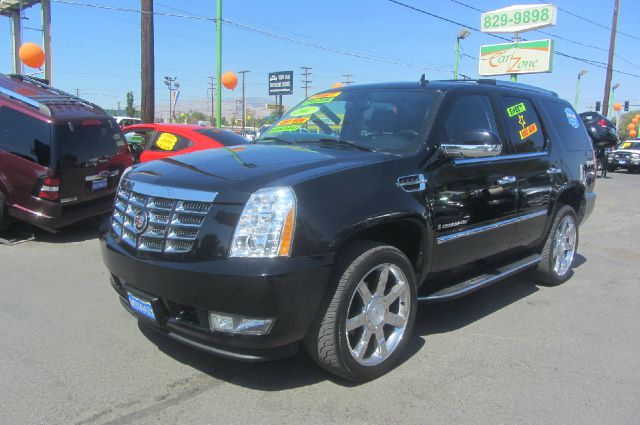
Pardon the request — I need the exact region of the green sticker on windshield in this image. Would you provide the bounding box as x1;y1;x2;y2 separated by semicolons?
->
507;102;526;117
303;91;341;105
289;106;319;117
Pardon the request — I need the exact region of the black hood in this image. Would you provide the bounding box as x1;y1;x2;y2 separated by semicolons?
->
125;144;390;203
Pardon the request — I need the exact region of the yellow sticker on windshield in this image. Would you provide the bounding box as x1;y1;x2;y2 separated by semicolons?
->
622;142;632;148
303;91;341;105
155;132;178;151
290;106;319;117
267;116;310;134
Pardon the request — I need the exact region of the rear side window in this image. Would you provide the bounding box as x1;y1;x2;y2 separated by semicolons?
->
500;97;546;153
150;132;192;152
0;106;51;166
53;119;124;168
196;129;249;146
543;100;592;151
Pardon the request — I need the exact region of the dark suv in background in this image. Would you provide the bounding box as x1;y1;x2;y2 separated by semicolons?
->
0;73;133;232
101;79;596;381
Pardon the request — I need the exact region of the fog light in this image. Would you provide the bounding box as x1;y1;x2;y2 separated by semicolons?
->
209;312;274;335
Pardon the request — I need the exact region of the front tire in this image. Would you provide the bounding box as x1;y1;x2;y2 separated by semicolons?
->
0;191;12;233
534;205;578;286
305;242;417;381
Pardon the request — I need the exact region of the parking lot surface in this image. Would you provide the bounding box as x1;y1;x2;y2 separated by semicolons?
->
1;172;639;425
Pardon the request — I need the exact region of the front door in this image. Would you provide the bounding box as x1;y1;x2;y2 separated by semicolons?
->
426;92;520;273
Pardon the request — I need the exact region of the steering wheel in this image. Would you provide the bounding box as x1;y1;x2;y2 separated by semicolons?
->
395;129;419;140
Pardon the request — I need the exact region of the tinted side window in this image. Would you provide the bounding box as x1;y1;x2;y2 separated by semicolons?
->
0;106;51;166
444;95;498;142
150;132;192;152
542;100;592;151
196;129;249;146
500;97;546;153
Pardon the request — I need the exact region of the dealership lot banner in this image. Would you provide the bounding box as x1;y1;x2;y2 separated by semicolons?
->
481;4;557;33
479;39;554;76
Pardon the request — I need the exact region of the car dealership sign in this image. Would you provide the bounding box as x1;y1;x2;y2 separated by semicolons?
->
268;71;293;96
479;39;554;76
481;4;557;33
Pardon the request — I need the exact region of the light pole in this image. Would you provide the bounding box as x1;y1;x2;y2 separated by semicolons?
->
238;70;249;132
164;76;178;123
574;70;588;110
454;29;471;80
610;82;620;120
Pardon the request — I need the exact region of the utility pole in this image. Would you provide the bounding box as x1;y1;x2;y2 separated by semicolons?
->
238;70;249;132
342;74;354;85
75;88;79;97
300;66;312;98
141;0;155;123
41;0;52;83
216;0;222;128
207;76;216;125
602;0;620;118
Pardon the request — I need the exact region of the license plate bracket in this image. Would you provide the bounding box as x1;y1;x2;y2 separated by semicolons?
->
92;178;108;191
127;292;156;321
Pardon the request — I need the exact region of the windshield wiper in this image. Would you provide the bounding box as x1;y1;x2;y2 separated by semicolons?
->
257;136;296;145
316;137;376;152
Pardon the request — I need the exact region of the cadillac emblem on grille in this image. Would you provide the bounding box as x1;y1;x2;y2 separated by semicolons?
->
134;210;149;234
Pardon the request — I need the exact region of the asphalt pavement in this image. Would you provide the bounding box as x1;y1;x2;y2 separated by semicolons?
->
1;172;639;425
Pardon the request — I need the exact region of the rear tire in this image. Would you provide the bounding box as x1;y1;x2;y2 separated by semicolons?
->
534;205;578;286
305;241;417;381
0;191;12;233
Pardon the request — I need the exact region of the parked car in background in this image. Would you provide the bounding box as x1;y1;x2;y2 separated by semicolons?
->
114;116;141;128
607;140;640;172
122;124;249;163
0;73;133;232
579;112;618;148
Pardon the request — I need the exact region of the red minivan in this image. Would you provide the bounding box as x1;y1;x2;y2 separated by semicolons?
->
0;73;133;232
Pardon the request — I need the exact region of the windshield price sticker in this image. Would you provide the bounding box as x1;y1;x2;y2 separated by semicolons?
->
155;132;178;151
268;117;310;134
507;102;526;117
290;106;320;117
304;92;341;105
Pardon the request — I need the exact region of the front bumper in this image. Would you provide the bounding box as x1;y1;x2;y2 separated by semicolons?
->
609;158;640;169
100;232;334;361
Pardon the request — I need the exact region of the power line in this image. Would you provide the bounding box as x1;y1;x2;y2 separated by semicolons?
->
387;0;640;78
52;0;214;20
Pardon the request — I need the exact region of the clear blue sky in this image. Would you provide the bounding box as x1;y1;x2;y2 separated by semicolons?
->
1;0;639;118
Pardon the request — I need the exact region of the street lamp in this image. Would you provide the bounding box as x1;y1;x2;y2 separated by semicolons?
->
454;29;471;80
610;82;620;119
164;76;178;123
574;69;588;110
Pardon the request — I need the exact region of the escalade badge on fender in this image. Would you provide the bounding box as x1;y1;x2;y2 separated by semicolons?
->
134;210;150;234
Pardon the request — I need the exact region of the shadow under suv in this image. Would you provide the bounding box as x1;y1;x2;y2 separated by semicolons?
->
101;79;596;381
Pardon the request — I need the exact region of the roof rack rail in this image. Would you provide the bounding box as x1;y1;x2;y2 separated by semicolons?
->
477;79;558;97
6;74;106;116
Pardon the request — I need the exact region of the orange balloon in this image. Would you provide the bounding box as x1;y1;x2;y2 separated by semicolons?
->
613;102;622;112
632;118;639;124
627;123;635;131
630;129;637;138
635;115;640;120
221;71;238;90
19;42;45;68
331;82;344;89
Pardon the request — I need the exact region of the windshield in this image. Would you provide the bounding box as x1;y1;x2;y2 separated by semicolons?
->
53;118;124;168
257;89;439;155
618;141;640;150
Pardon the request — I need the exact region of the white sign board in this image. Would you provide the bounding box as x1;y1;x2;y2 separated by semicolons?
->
481;4;557;33
479;39;554;76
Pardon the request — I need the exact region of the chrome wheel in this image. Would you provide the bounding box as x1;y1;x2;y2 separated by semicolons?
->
552;215;577;277
345;263;410;366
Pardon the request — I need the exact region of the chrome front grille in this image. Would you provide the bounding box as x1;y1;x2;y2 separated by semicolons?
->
111;179;216;254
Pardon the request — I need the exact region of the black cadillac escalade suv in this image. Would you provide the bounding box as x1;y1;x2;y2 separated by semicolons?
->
101;80;596;381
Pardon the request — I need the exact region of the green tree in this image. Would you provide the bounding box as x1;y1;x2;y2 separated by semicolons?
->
125;91;137;117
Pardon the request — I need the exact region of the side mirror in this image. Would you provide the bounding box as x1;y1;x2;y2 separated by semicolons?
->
441;129;502;159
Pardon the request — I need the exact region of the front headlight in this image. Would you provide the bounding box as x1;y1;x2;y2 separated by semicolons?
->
632;153;640;159
230;187;296;257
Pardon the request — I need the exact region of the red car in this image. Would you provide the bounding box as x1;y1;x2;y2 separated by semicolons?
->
122;124;249;163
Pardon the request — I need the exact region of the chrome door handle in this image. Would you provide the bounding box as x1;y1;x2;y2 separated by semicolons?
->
547;167;562;175
496;176;516;185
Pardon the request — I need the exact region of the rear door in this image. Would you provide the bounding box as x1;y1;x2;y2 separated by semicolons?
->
497;95;552;249
427;92;520;272
53;118;132;205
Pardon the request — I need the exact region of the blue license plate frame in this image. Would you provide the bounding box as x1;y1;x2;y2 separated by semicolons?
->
127;292;156;321
92;179;108;191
